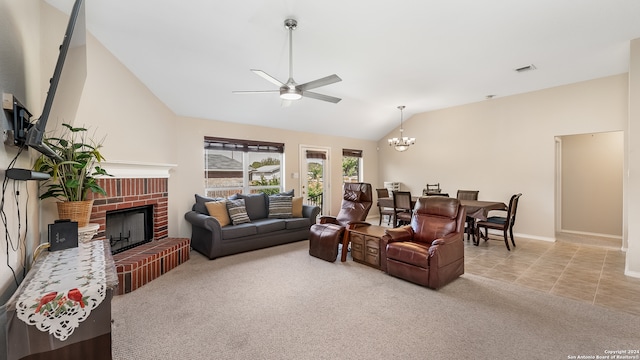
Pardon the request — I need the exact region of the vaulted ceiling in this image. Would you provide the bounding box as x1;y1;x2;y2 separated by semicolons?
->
44;0;640;140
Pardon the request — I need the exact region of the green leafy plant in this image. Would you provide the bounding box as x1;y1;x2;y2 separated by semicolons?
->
33;123;111;201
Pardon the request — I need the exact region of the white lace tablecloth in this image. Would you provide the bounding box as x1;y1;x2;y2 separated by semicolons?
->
14;240;116;341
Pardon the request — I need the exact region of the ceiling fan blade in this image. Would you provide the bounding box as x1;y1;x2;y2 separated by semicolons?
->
251;69;285;87
303;91;342;103
232;90;280;94
297;74;342;91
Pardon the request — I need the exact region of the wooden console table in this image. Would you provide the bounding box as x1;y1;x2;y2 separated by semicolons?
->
5;240;117;360
346;224;387;270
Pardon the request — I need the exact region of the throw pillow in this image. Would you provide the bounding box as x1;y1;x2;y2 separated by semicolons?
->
226;199;251;225
204;200;231;227
278;189;294;197
291;197;303;218
268;195;293;219
194;194;223;214
236;193;268;220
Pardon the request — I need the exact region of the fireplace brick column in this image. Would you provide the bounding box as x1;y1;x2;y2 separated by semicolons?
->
88;178;168;241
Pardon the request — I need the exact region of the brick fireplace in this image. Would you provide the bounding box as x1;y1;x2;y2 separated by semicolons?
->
88;177;169;241
86;162;190;295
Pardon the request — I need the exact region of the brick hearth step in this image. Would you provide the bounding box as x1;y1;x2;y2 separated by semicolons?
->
112;237;190;295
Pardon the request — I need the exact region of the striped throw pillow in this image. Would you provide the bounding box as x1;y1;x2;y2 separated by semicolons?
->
268;195;293;219
226;199;251;225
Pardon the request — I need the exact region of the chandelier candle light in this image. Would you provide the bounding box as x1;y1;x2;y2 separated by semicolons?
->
388;105;415;152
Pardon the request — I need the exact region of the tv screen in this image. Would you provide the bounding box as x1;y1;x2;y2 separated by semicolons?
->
26;0;86;160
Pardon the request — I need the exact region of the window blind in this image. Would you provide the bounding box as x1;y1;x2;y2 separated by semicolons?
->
204;136;284;153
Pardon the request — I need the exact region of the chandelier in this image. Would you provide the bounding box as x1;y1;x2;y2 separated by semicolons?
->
388;105;415;152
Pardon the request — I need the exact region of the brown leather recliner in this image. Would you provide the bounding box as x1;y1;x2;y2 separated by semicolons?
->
381;196;465;289
309;183;373;262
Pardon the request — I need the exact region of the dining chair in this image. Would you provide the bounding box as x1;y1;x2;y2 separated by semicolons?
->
423;183;442;196
392;191;413;227
456;190;479;241
376;188;394;226
475;193;522;251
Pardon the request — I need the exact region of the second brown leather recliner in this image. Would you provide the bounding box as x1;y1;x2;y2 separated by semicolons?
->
309;183;372;262
381;196;466;289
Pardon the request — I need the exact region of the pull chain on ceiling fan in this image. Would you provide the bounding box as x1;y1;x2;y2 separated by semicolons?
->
233;19;342;104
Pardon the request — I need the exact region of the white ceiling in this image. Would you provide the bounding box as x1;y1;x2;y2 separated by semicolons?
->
44;0;640;141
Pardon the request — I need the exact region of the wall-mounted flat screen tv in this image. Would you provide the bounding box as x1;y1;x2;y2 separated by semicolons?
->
26;0;86;160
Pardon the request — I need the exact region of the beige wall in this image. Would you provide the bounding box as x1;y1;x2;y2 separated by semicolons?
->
172;116;379;238
560;132;623;236
627;38;640;277
378;74;628;241
35;3;180;239
0;0;41;302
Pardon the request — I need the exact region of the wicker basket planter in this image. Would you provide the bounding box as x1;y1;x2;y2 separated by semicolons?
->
57;200;94;227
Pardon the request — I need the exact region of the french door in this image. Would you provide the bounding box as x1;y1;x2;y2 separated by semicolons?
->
300;145;330;215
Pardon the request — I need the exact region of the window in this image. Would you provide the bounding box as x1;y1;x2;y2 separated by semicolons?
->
342;148;362;183
204;137;284;197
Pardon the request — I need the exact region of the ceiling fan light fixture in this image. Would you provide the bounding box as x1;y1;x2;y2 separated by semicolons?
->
233;19;342;104
280;88;302;100
388;105;415;152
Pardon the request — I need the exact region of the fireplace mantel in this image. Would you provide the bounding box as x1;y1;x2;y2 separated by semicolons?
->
98;160;177;179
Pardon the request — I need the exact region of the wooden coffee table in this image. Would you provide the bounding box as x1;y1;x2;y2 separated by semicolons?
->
344;223;387;270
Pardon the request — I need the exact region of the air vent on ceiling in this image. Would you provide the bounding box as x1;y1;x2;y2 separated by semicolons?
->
515;64;536;73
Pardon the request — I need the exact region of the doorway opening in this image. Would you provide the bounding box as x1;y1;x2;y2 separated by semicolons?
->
555;131;623;249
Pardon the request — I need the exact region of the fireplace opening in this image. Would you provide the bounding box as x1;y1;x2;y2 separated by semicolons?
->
106;205;153;254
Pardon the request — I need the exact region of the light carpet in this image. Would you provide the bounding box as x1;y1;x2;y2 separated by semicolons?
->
111;240;640;360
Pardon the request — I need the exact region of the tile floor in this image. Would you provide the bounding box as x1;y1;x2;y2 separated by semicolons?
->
464;233;640;316
374;216;640;316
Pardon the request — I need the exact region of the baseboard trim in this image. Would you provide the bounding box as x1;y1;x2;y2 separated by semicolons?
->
624;268;640;279
559;229;622;240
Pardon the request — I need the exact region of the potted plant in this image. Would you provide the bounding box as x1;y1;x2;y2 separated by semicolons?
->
33;123;111;227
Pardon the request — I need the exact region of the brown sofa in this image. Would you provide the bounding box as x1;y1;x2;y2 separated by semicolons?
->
381;196;466;289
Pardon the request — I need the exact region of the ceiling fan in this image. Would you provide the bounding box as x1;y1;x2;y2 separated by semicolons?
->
233;19;342;104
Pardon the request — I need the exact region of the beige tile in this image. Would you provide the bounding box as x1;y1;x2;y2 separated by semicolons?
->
550;283;596;303
594;293;640;316
515;277;556;292
466;234;640;313
519;271;560;283
484;268;520;283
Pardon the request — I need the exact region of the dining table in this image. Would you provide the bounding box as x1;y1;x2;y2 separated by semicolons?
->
377;197;505;217
376;197;507;243
459;199;507;244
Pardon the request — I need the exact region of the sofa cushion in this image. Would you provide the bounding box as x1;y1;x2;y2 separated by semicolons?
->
279;189;294;197
285;217;311;230
253;218;286;233
268;195;293;218
204;200;231;227
292;197;303;218
226;199;251;225
233;193;268;220
194;194;223;214
221;223;258;240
